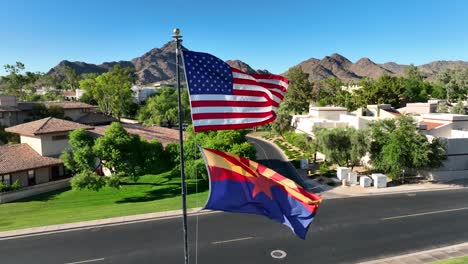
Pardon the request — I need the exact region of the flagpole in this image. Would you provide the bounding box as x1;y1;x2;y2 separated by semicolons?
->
172;28;189;264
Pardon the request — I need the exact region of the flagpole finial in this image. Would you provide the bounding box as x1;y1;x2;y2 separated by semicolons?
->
172;28;182;39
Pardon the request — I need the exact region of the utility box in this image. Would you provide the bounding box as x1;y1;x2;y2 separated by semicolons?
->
337;167;350;180
348;172;358;185
360;176;372;187
371;173;387;188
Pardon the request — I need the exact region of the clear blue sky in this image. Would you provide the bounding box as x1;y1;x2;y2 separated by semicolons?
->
1;0;467;76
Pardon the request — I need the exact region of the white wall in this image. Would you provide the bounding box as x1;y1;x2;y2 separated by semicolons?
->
0;178;70;204
64;109;86;121
40;133;70;157
20;135;43;155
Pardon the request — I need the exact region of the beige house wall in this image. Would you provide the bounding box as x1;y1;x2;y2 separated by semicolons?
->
20;135;43;155
64;109;87;121
35;167;50;184
40;133;70;157
11;171;28;187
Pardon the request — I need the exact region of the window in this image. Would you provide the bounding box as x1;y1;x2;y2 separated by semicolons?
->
1;174;10;186
52;135;68;141
28;170;36;186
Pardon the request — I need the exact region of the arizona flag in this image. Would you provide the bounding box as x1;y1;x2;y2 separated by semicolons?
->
182;50;288;132
200;148;321;239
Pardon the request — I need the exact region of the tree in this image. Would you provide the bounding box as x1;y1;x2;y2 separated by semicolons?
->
170;126;256;181
404;64;424;81
315;127;368;168
136;87;191;127
451;100;467;114
437;68;468;102
271;111;292;136
61;128;96;172
47;105;65;119
61;66;80;91
312;77;355;109
2;62;27;96
79;65;134;119
369;115;447;181
354;75;404;107
283;67;313;114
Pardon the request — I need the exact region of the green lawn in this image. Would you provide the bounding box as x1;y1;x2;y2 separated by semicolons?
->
0;172;209;232
432;256;468;264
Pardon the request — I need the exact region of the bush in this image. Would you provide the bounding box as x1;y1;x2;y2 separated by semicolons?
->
0;180;21;193
71;171;107;191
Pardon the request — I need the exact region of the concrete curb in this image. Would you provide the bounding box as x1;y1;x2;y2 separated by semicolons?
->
0;207;212;239
359;241;468;264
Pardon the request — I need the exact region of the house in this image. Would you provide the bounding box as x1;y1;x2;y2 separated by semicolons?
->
0;117;94;192
0;95;98;127
5;117;94;157
416;113;468;181
76;111;118;126
398;101;439;115
291;104;401;134
0;144;64;188
61;89;84;101
132;85;157;104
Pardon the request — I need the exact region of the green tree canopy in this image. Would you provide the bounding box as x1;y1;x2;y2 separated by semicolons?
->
437;68;468;102
369;115;447;180
315;127;368;168
136;87;191;127
283;67;313;114
79;65;134;119
61;128;96;173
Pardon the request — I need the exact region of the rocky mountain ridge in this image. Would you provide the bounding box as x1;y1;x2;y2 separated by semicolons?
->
48;42;468;84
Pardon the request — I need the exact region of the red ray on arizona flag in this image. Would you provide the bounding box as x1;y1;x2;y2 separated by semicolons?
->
200;148;322;239
182;50;288;132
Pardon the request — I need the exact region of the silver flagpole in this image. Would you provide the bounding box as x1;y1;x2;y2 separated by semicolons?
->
172;28;189;264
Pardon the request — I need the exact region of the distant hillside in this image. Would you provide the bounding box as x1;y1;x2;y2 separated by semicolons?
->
289;54;468;83
48;43;468;84
48;42;267;85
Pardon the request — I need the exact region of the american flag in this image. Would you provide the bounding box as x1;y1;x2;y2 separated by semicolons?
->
182;50;288;132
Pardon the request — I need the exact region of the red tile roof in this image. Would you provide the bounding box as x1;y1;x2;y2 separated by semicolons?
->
5;117;93;136
46;101;96;109
77;112;117;125
0;144;63;174
91;123;183;146
420;121;445;130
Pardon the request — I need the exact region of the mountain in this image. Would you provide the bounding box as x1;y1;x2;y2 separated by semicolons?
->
290;54;468;83
48;43;468;84
48;42;266;85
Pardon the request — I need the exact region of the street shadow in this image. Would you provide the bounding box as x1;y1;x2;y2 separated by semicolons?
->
115;181;209;204
440;178;468;187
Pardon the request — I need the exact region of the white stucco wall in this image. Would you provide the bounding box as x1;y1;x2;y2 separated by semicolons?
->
40;133;70;157
20;135;43;155
64;109;86;121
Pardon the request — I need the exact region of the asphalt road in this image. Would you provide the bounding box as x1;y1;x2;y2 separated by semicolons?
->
2;137;468;264
246;136;323;192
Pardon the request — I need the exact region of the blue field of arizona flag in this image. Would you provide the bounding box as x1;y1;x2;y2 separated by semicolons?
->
182;50;288;132
200;148;322;239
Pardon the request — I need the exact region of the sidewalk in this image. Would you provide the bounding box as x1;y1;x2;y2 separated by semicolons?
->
321;182;466;199
359;241;468;264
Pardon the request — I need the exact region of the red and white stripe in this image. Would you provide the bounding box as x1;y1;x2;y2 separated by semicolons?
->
190;67;288;132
